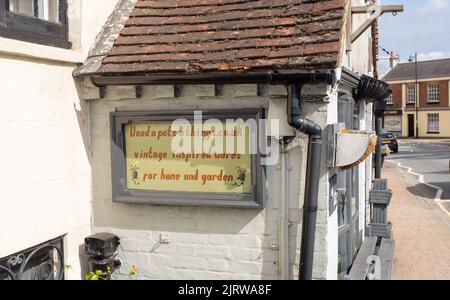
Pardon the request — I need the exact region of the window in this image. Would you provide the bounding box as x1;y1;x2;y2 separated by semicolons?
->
337;96;362;277
406;85;416;104
386;94;393;105
427;113;439;133
0;0;70;48
10;0;60;22
110;110;265;208
427;84;440;103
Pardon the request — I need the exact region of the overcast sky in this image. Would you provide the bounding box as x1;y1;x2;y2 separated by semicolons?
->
378;0;450;76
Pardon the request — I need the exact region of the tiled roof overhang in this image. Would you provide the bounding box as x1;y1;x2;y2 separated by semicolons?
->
75;0;347;76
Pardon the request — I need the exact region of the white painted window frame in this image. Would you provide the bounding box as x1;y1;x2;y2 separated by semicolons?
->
406;85;415;104
427;84;440;103
386;94;393;105
427;113;439;133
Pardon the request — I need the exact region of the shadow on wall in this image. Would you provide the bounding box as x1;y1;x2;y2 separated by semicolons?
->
72;77;92;280
78;244;90;279
73;77;92;164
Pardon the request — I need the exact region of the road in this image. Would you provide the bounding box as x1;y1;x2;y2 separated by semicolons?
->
386;140;450;200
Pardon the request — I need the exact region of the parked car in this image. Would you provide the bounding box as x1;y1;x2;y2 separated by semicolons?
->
381;132;398;153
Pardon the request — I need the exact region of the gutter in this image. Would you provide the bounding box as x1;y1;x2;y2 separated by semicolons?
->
279;140;289;279
89;72;334;86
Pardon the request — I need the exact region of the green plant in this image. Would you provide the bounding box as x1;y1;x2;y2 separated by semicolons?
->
85;266;112;280
85;265;137;280
85;270;105;280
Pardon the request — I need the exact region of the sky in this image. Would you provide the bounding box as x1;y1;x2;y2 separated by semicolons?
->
378;0;450;76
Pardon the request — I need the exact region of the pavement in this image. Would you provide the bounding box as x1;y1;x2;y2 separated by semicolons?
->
383;161;450;280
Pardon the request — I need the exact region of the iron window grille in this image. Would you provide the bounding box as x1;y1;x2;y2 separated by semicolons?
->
427;113;439;133
0;0;70;48
406;85;415;104
0;236;64;280
427;84;440;103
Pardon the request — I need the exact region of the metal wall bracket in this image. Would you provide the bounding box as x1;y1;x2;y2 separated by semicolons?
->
350;4;404;43
135;85;143;98
99;86;107;99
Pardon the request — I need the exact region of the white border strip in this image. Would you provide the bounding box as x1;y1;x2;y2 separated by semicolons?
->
387;160;450;217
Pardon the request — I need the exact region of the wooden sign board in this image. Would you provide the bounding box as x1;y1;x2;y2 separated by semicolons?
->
109;110;264;208
124;122;252;194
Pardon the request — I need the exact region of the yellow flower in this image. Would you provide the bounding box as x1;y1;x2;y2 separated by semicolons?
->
130;265;137;275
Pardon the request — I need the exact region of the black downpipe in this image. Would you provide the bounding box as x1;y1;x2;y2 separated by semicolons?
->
374;101;387;178
374;115;383;178
287;84;322;280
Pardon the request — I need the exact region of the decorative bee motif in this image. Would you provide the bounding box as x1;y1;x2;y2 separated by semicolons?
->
130;162;140;184
232;165;249;187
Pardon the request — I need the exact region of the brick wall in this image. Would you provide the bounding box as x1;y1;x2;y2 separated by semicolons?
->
86;83;333;280
389;83;403;108
419;80;449;108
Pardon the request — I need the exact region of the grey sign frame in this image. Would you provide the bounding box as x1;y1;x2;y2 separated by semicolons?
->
110;109;266;208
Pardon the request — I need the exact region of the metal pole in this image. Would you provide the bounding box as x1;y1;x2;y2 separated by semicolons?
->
375;115;383;178
415;52;419;138
374;100;387;178
280;140;289;280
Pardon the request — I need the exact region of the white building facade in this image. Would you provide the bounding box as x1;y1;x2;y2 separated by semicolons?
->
0;0;389;280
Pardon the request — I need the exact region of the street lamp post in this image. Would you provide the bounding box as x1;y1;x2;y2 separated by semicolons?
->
415;53;419;138
409;53;419;138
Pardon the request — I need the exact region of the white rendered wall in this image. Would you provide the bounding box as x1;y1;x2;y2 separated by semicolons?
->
0;0;120;279
87;83;334;280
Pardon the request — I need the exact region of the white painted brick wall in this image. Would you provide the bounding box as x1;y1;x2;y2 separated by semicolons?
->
88;84;332;280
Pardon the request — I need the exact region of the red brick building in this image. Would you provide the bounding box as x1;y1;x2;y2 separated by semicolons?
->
382;58;450;138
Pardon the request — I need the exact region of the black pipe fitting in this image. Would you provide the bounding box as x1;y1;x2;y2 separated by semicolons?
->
287;85;323;138
287;83;323;280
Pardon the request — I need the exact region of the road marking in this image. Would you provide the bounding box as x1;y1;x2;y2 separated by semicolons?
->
387;160;450;218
